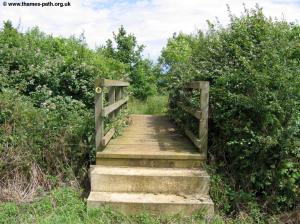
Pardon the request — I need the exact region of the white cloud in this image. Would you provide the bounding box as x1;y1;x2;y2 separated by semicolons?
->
1;0;300;60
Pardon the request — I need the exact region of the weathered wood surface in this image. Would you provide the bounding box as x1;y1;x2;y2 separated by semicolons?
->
95;78;208;158
101;115;201;158
176;81;209;155
184;128;202;150
95;85;103;151
95;78;129;151
176;101;201;119
184;81;209;90
102;128;115;147
108;87;116;119
102;97;129;117
198;81;209;155
97;79;130;87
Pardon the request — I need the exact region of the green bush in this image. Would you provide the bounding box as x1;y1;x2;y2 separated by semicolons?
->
0;90;92;200
161;7;300;213
0;21;130;200
0;21;127;108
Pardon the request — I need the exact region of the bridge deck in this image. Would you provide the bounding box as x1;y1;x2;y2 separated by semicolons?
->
99;115;201;158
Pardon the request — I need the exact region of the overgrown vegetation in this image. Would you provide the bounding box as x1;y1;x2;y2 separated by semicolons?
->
0;90;91;201
100;26;160;100
128;95;168;115
0;21;159;201
1;4;300;224
0;187;280;224
160;6;300;219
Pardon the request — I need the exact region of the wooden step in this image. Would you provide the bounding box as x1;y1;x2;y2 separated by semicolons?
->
90;115;213;216
109;137;194;147
87;192;214;216
96;151;205;168
90;166;210;195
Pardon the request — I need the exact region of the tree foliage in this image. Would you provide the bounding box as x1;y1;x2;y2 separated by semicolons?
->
101;26;158;99
0;21;128;108
160;7;300;214
0;21;131;199
0;21;162;201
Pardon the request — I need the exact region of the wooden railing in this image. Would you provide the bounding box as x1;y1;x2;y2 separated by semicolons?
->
95;78;129;151
176;81;209;156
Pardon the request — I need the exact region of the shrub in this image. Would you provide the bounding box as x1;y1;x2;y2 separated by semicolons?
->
0;90;93;201
0;21;128;108
161;6;300;213
0;21;132;202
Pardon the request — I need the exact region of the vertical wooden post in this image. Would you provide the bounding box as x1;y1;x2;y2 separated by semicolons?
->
199;81;209;156
123;87;128;110
115;87;122;101
95;81;103;151
108;87;115;119
115;87;123;113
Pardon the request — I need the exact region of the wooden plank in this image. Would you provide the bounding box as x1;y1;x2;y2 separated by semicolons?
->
108;87;115;119
102;97;129;117
120;133;185;138
95;86;104;151
198;81;209;155
176;101;201;119
114;135;187;141
101;79;129;87
97;151;203;160
105;144;197;153
184;81;209;90
95;78;130;150
115;87;122;101
95;78;101;87
115;87;123;114
199;134;207;156
102;128;115;147
109;137;194;146
184;128;202;151
123;127;177;134
96;78;129;87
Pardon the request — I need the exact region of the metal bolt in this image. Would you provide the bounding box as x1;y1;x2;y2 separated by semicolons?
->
95;87;102;93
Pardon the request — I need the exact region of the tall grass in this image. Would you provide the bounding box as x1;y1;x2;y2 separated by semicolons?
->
0;187;278;224
128;95;168;115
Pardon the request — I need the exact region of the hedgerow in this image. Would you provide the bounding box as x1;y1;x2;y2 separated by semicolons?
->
0;21;138;201
161;6;300;214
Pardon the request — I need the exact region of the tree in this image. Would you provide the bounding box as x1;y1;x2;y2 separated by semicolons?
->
101;26;158;99
159;32;194;69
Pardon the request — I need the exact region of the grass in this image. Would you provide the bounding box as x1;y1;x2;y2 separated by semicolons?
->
0;187;280;224
0;187;220;224
128;95;168;115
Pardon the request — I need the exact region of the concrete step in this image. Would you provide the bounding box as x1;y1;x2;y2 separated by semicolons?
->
87;192;214;216
90;166;210;195
96;152;205;168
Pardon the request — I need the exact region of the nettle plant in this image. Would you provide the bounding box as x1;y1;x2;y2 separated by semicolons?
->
162;7;300;213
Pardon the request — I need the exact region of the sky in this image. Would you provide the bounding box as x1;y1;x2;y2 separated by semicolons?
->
1;0;300;60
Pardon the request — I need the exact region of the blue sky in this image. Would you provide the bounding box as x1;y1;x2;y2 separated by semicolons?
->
1;0;300;60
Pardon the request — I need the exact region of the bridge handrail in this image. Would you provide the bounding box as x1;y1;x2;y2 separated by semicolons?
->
175;81;209;156
95;78;130;150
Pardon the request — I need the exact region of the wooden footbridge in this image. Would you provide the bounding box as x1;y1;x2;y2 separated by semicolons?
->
87;79;214;216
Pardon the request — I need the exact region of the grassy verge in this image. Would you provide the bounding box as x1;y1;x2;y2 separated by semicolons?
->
0;187;218;224
128;95;168;115
0;187;282;224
